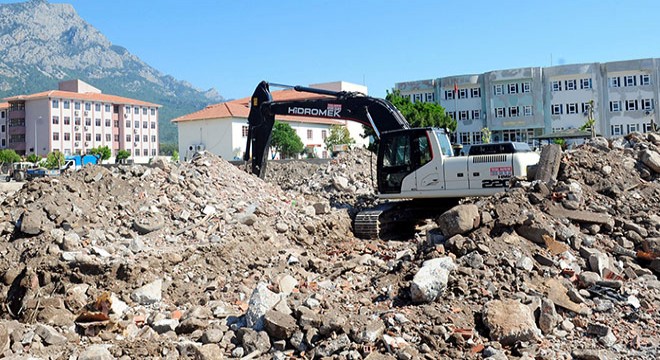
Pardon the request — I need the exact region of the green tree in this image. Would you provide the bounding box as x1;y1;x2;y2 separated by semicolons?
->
0;149;21;164
481;127;492;144
90;145;112;161
324;124;355;150
172;150;179;162
579;100;596;138
26;154;40;164
43;151;65;169
116;149;131;163
385;89;456;131
270;121;304;159
159;143;178;156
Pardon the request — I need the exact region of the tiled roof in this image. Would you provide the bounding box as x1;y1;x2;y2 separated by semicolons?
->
3;90;160;107
0;102;8;109
172;88;344;125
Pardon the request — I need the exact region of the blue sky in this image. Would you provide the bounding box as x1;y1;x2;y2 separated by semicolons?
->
4;0;660;100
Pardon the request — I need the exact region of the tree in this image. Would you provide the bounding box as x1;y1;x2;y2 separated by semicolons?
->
579;100;596;138
385;89;456;131
324;124;355;151
90;146;112;162
116;149;131;163
481;128;492;144
0;149;21;164
159;143;178;156
43;151;65;169
270;121;304;159
26;154;40;164
172;150;179;162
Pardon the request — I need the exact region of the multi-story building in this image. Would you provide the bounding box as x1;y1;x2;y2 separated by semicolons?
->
173;81;369;161
0;102;7;148
396;58;660;147
2;79;160;163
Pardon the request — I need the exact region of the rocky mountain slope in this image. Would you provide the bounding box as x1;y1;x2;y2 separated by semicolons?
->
0;0;223;144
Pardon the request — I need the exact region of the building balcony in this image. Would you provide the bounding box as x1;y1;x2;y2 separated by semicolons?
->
8;127;26;135
8;109;25;118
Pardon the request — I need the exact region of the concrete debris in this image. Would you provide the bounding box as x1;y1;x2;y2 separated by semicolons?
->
0;141;657;358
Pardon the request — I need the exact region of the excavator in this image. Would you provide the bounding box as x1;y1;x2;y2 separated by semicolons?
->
244;81;540;238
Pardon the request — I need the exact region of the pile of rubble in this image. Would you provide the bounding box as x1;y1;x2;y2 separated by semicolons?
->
0;134;657;359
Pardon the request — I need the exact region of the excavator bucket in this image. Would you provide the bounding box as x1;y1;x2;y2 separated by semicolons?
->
244;81;275;178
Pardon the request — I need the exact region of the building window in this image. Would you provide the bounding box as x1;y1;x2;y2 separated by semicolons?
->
134;107;139;114
85;118;91;126
85;103;91;111
611;124;623;136
642;99;654;111
143;135;148;142
75;102;81;110
135;149;140;156
641;74;651;86
580;78;592;89
307;129;313;139
64;133;70;141
125;106;131;113
644;123;654;133
151;109;156;116
608;77;620;87
523;105;533;116
114;135;119;142
63;100;70;109
495;107;505;118
96;134;101;141
75;133;81;141
551;81;562;92
114;120;119;128
52;132;59;141
75;117;81;126
624;75;637;87
126;120;131;128
150;122;156;129
85;133;91;141
52;100;59;108
552;127;565;133
52;116;59;125
105;119;111;127
581;102;591;114
471;88;481;98
610;101;621;112
95;103;101;111
134;120;139;128
459;111;469;120
522;82;531;93
95;118;101;126
459;132;470;145
447;111;455;120
106;134;111;142
105;104;111;112
142;121;148;129
628;124;639;134
458;89;468;99
494;84;504;95
445;90;454;100
471;132;482;144
64;116;71;125
551;104;563;114
126;135;131;142
508;83;518;94
509;106;519;117
426;93;435;102
413;93;422;103
626;100;638;111
471;110;481;120
0;125;4;132
565;79;577;91
143;149;148;156
151;135;156;142
321;130;327;140
566;103;578;114
241;125;249;137
142;108;148;115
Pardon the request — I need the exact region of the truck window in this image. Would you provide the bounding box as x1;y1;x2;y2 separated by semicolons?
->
434;130;453;157
413;134;432;166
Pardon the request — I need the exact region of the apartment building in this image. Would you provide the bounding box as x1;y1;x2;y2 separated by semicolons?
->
2;80;160;163
0;102;7;148
173;81;369;161
395;58;660;147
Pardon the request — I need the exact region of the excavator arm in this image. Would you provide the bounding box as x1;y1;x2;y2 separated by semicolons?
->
244;81;410;178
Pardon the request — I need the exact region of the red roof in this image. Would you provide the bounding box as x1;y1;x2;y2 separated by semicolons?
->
0;102;8;109
172;88;344;125
4;90;160;107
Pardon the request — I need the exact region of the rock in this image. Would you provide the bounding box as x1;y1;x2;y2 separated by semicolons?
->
588;252;611;277
130;279;163;305
276;274;298;295
640;149;660;173
35;324;67;345
236;328;271;354
315;333;351;357
176;317;207;334
350;317;386;344
313;202;330;215
462;251;484;269
410;257;456;303
435;204;480;237
333;176;350;191
482;299;541;346
586;323;610;337
0;324;9;353
198;344;223;360
245;282;284;331
578;272;601;288
62;231;81;251
20;211;43;235
571;349;613;360
297;306;322;329
516;222;555;244
263;310;298;340
538;299;558;334
152;319;179;334
319;310;348;336
78;344;115;360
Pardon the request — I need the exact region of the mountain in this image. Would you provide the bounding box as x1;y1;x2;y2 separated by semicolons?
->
0;0;224;145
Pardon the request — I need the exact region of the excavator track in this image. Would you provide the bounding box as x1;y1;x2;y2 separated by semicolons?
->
353;199;459;240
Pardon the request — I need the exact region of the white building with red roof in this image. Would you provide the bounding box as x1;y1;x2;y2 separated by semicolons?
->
172;81;369;161
3;79;161;163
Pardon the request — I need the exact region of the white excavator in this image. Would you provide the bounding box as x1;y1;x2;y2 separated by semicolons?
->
244;81;540;238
